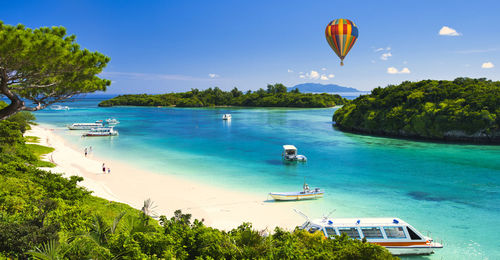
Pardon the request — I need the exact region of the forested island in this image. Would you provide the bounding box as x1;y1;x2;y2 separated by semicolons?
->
333;78;500;143
98;84;349;108
0;106;394;259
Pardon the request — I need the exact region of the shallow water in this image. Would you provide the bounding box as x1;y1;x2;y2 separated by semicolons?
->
35;96;500;259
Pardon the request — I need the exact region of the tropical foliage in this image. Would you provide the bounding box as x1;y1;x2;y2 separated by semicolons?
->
333;78;500;143
0;115;396;259
99;84;349;108
0;21;111;120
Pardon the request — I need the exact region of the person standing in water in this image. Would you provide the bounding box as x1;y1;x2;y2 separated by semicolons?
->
84;147;88;157
102;163;106;174
107;168;111;174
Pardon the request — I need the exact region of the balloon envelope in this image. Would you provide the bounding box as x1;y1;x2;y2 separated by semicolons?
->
325;19;358;65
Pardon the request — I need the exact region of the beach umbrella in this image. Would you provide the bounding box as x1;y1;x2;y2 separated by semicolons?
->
325;18;359;66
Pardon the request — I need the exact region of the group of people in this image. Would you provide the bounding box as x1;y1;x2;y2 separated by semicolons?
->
84;146;92;157
83;146;111;174
102;163;111;174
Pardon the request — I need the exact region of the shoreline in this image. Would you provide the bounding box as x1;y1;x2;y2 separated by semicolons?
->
26;124;305;231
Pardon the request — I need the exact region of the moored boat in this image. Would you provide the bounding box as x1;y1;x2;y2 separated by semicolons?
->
50;105;70;110
282;145;307;162
222;114;231;120
83;127;118;137
68;123;103;130
300;217;443;256
269;182;323;201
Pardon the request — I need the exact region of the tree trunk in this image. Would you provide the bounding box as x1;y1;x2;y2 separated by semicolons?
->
0;68;24;120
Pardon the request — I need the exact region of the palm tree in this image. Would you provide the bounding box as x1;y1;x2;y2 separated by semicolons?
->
26;239;64;260
141;198;157;217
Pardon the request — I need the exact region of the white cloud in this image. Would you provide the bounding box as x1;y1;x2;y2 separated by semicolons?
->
299;75;306;79
208;73;220;78
328;74;335;78
387;67;411;74
380;52;392;61
400;67;411;74
287;69;294;73
321;68;327;71
320;75;329;80
308;70;320;79
375;47;391;52
439;26;461;36
482;62;494;69
403;61;408;64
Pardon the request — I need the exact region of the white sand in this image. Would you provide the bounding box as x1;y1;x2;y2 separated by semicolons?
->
26;125;306;231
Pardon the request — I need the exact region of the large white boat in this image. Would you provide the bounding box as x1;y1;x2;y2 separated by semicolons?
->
269;182;323;201
282;145;307;162
83;127;118;137
222;114;231;120
68;123;103;130
300;216;443;256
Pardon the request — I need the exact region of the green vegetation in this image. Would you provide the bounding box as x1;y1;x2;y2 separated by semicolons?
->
26;144;56;168
24;136;40;143
333;78;500;143
0;21;111;120
99;84;349;108
0;114;395;259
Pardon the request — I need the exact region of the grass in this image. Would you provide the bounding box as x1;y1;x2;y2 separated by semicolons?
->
26;143;56;167
24;136;40;143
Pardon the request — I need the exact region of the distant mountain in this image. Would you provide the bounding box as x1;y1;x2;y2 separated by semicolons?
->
288;83;361;93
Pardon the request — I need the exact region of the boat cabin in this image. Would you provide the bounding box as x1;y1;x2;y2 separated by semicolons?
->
301;217;442;256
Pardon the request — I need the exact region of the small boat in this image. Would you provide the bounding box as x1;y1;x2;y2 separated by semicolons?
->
282;145;307;162
50;105;70;110
68;123;103;130
299;216;443;256
105;118;120;125
269;181;323;201
222;114;231;120
83;127;118;137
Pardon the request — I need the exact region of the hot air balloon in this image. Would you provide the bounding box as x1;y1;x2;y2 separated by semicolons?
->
325;19;358;66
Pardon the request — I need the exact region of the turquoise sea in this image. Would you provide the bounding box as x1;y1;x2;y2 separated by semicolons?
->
35;96;500;260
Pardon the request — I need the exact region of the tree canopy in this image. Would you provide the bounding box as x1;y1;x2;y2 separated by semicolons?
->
99;84;349;108
333;78;500;143
0;21;111;120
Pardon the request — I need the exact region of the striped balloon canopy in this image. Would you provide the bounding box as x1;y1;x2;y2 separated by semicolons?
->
325;19;358;66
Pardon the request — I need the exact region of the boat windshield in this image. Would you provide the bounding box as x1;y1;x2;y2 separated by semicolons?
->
384;227;406;239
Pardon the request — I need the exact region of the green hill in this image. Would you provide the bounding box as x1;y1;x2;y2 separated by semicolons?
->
333;78;500;143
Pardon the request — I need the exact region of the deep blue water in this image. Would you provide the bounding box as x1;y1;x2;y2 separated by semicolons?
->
34;96;500;259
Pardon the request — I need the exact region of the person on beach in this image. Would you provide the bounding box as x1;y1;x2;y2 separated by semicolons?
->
84;147;88;157
102;163;106;174
107;168;111;174
89;146;93;153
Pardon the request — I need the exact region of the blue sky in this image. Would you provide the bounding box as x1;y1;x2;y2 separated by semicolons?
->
1;0;499;93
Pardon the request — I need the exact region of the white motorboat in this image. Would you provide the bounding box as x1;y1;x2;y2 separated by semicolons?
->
50;105;70;110
83;127;118;137
269;181;323;201
300;215;443;256
282;145;307;162
222;114;231;120
68;123;103;130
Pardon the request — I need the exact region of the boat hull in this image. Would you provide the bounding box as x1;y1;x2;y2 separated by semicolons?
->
269;192;323;201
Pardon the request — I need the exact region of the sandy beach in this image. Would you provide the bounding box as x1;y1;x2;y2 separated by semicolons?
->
26;124;305;231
